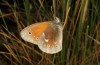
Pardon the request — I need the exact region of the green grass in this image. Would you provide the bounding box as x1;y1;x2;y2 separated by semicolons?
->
0;0;100;65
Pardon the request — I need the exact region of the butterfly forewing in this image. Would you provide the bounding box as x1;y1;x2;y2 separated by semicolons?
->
20;22;50;44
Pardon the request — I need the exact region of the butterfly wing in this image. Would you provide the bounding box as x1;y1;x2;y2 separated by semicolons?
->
38;22;63;54
20;22;50;45
20;17;63;54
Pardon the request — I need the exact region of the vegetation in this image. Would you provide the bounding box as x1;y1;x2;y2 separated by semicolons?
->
0;0;100;65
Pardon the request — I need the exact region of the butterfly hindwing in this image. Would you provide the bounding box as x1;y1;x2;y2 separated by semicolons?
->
38;22;63;54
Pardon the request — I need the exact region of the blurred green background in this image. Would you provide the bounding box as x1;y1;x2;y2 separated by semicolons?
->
0;0;100;65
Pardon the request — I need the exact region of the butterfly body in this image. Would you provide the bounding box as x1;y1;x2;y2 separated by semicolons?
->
20;17;63;54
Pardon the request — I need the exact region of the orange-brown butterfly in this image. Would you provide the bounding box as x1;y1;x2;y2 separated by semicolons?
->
20;17;63;54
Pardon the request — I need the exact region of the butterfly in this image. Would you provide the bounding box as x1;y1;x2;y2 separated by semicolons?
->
20;17;63;54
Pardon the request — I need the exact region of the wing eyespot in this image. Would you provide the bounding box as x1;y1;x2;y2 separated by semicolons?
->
55;45;57;47
28;32;32;35
36;37;39;40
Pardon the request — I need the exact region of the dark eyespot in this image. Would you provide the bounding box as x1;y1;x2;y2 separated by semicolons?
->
55;45;57;47
28;32;32;34
36;37;39;40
